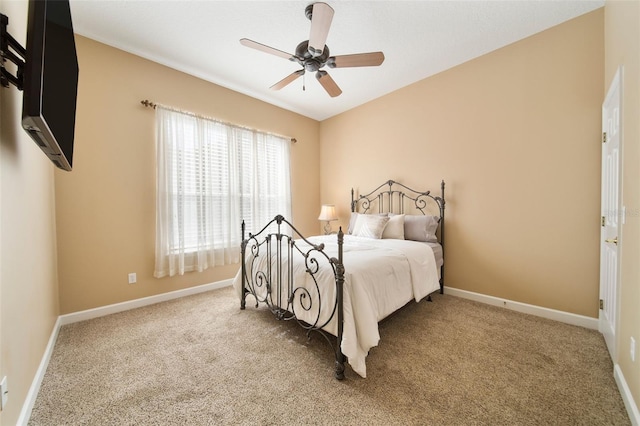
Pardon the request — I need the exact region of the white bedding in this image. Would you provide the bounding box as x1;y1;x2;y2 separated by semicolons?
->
232;234;440;378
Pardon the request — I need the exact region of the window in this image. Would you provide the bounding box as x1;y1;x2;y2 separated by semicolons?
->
154;106;291;278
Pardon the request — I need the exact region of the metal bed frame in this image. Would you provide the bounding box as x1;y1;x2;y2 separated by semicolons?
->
239;180;445;380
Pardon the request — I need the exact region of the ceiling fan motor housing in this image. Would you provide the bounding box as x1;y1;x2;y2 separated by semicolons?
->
295;40;330;72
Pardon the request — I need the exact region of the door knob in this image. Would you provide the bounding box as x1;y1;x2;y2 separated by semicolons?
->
605;237;618;245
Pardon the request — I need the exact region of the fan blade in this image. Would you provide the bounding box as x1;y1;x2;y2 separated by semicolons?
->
316;70;342;97
328;52;385;68
270;70;305;91
308;3;334;57
240;38;296;61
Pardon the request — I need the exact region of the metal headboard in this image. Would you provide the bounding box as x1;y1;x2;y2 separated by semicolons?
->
351;179;445;219
350;179;446;293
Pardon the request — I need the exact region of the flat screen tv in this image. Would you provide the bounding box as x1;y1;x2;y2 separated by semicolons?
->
22;0;79;171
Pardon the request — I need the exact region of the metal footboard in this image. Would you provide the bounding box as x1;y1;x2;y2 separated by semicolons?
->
239;215;346;380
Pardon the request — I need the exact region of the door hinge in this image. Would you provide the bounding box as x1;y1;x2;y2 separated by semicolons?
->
601;216;606;227
602;132;608;143
599;299;604;310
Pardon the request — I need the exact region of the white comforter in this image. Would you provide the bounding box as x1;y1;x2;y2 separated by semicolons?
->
233;235;440;378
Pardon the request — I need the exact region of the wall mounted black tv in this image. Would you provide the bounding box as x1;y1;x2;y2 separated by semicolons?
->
22;0;79;171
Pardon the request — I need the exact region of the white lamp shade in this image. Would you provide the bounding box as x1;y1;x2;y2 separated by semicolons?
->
318;204;338;221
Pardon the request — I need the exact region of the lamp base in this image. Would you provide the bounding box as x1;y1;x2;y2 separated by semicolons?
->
323;221;333;235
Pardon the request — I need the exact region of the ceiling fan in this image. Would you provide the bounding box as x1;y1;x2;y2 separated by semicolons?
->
240;2;385;97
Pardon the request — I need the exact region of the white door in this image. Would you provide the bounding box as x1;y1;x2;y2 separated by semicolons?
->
600;66;622;359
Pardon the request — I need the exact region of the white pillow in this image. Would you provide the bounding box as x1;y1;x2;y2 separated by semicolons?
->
382;214;405;239
353;215;390;239
347;212;360;235
349;212;388;234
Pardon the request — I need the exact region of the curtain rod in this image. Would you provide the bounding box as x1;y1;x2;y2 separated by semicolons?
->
140;99;297;144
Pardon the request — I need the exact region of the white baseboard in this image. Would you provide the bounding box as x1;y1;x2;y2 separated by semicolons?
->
16;316;62;426
19;279;233;424
443;286;599;330
59;279;233;326
614;364;640;425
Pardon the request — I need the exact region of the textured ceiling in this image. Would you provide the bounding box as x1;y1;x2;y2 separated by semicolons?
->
70;0;604;121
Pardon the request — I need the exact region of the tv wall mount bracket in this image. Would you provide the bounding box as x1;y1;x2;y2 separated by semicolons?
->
0;14;26;90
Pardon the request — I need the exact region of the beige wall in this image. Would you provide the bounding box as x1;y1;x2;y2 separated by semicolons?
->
320;10;604;317
55;36;320;314
3;2;636;421
0;1;61;424
605;0;640;414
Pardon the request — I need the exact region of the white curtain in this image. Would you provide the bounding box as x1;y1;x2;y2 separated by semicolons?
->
154;106;291;278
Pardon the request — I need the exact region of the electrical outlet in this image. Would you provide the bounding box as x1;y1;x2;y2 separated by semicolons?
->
631;337;636;362
128;273;137;284
1;376;8;410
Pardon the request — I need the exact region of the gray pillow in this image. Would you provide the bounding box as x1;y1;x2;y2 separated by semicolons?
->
403;215;440;242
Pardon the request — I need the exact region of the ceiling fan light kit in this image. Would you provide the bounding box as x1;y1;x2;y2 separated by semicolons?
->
240;2;385;97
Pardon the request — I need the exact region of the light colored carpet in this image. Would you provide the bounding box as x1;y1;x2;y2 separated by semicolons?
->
29;286;629;425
